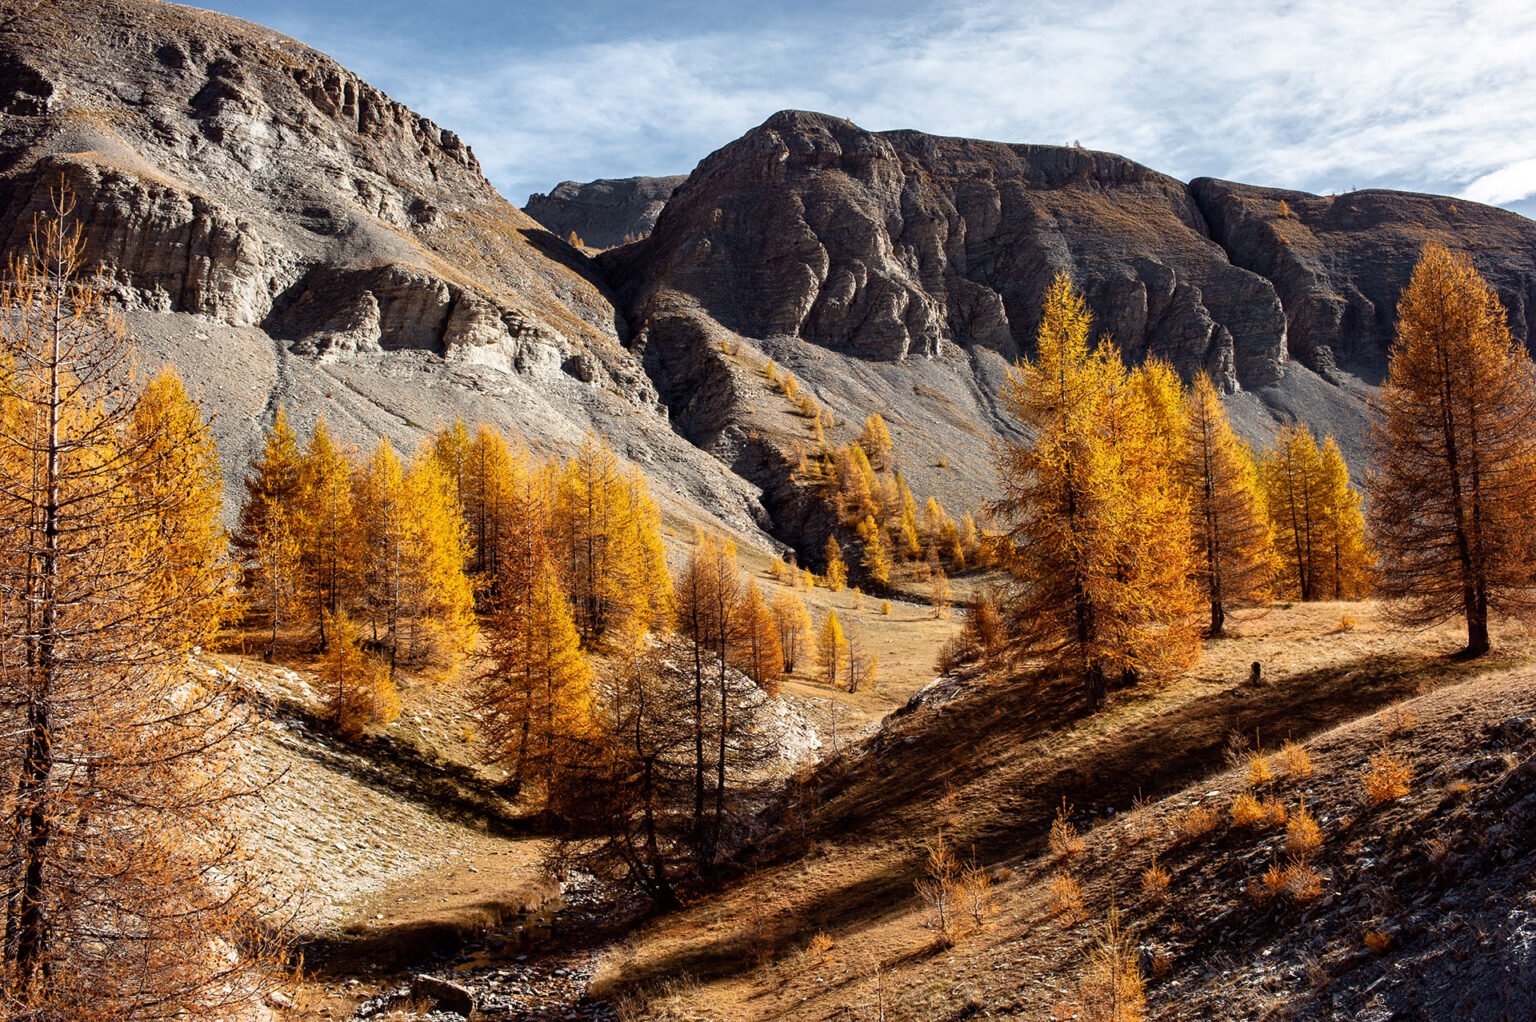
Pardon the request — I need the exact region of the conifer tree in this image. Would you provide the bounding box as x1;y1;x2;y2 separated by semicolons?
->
1317;437;1372;600
1181;372;1276;635
0;197;281;1018
127;369;237;636
462;424;518;583
1368;242;1536;653
324;610;398;738
991;274;1200;705
845;622;878;693
823;535;848;591
771;591;812;673
859;412;894;469
430;417;471;512
295;417;358;648
858;516;893;586
817;611;849;689
1262;424;1326;602
478;551;594;800
238;410;306;652
736;582;784;695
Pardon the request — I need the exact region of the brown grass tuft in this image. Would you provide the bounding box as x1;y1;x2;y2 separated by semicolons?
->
1286;800;1323;858
1379;703;1418;738
1278;741;1314;780
1047;871;1086;925
1363;749;1412;804
806;931;834;957
1283;860;1323;902
1049;800;1086;861
1364;929;1392;954
1232;792;1287;829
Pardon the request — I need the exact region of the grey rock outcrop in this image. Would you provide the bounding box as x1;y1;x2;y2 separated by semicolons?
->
524;175;685;249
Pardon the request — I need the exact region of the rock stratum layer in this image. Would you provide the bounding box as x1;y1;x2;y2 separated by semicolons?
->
524;175;684;249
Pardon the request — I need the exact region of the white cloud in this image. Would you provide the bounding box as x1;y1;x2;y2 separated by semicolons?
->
303;0;1536;211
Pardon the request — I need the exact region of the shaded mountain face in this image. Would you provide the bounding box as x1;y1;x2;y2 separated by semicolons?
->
524;175;685;249
0;0;767;537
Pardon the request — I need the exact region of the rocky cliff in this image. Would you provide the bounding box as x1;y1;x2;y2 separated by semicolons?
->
597;111;1536;549
0;0;767;537
524;175;684;249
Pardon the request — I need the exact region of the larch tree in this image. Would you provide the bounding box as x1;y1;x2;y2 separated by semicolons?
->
1262;424;1326;602
673;532;746;865
1368;242;1536;654
858;515;893;586
990;274;1200;706
823;535;848;592
237;409;306;654
736;582;784;696
771;591;812;673
478;551;594;803
858;413;894;470
0;195;283;1019
816;611;849;689
1262;426;1369;602
323;610;398;738
1181;371;1276;635
1317;437;1373;600
295;417;358;649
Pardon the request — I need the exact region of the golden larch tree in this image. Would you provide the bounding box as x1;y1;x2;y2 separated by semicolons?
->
324;610;398;738
1181;371;1277;635
237;409;306;653
1261;424;1326;602
771;591;812;673
816;611;849;689
736;581;784;695
1316;437;1373;600
1368;242;1536;653
823;534;848;591
295;417;358;648
859;412;894;469
0;196;282;1019
991;274;1200;706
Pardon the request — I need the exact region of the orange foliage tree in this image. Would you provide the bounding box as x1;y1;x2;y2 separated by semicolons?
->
1368;243;1536;653
991;274;1200;705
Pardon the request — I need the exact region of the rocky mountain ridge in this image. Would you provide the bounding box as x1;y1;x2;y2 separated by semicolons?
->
523;175;684;249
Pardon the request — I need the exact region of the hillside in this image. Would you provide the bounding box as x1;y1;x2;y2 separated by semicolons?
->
589;604;1536;1021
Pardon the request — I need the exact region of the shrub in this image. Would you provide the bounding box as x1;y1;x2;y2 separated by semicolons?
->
1047;871;1085;924
1283;860;1323;901
914;830;960;939
1334;613;1357;632
806;931;834;957
1257;862;1288;902
1230;792;1266;827
1076;905;1145;1022
1140;859;1170;903
881;600;892;616
1279;741;1314;780
1176;805;1220;841
1379;704;1418;738
1048;800;1086;861
1363;749;1412;804
1246;754;1275;788
958;859;996;930
1286;800;1323;858
1364;930;1392;954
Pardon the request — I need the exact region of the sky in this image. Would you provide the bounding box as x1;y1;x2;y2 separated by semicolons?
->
194;0;1536;217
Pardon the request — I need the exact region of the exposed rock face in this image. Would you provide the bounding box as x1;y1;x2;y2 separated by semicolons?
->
606;111;1293;392
1191;179;1536;383
524;175;684;249
0;0;768;539
597;111;1536;553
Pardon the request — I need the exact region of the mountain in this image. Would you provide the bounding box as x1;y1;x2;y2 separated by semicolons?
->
524;175;685;249
600;111;1536;550
0;0;767;537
